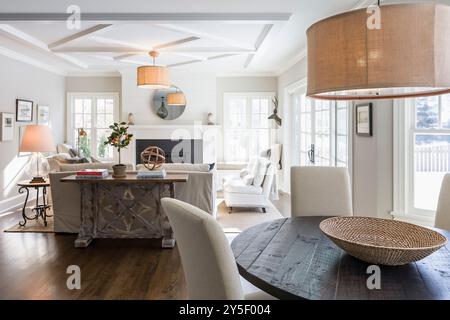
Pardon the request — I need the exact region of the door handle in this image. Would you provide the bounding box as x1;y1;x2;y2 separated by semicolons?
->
307;144;315;164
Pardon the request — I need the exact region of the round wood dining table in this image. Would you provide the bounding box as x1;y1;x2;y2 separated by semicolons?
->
230;217;450;300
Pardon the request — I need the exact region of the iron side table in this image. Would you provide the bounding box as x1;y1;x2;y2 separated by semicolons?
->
17;180;52;227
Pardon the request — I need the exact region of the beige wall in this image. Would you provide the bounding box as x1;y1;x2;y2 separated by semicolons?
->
352;100;393;219
65;76;121;93
0;55;65;212
277;58;394;219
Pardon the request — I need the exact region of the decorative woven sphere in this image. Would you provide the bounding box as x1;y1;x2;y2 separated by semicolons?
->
140;146;166;170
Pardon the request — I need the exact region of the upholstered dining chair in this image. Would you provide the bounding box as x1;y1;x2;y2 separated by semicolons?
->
435;174;450;230
161;198;274;300
290;166;353;217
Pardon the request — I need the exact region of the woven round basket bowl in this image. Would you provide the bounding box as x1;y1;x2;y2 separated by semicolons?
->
320;217;448;266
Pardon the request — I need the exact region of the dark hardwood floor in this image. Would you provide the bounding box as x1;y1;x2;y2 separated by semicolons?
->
0;194;291;300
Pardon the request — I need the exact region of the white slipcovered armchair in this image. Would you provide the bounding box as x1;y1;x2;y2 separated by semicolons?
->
223;157;276;213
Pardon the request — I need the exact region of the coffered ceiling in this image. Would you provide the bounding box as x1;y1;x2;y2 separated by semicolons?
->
0;0;378;76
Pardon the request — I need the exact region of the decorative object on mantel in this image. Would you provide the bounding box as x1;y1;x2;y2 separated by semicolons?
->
268;96;281;127
104;122;134;178
127;113;135;125
140;146;166;170
320;217;448;266
16;99;33;122
20;125;56;184
307;2;450;100
137;50;170;89
37;105;50;126
157;96;169;119
153;85;187;120
207;113;215;125
0;112;14;141
356;103;373;137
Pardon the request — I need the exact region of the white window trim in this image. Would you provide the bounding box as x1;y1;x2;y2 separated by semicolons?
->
282;78;353;193
222;92;275;164
66;92;120;160
392;98;435;226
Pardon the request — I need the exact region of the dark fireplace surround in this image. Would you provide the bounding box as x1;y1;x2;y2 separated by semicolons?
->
136;139;203;165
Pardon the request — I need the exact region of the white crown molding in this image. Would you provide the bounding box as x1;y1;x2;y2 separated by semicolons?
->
276;48;307;76
0;13;292;23
0;45;66;75
217;71;278;77
65;70;121;77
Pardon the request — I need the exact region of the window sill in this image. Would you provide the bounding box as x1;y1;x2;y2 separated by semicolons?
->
217;162;247;171
391;211;435;227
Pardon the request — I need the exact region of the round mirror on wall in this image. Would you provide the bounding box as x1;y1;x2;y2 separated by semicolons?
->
152;86;187;120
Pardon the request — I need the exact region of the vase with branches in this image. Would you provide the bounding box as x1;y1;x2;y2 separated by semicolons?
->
104;122;133;177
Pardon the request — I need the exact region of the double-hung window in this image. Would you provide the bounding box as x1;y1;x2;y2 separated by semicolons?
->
67;93;119;161
223;93;274;163
393;94;450;224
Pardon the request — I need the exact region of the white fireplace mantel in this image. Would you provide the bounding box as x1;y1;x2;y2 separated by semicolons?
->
119;124;221;165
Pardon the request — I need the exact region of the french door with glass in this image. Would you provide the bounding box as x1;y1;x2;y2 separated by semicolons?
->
292;91;349;168
67;93;119;161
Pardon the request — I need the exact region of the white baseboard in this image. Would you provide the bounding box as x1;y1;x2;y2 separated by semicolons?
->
0;193;36;215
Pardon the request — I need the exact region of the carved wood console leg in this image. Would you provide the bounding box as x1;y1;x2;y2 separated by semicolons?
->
75;236;93;248
162;235;176;249
75;183;96;248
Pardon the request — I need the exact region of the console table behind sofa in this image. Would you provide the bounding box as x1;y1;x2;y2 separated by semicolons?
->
49;170;216;235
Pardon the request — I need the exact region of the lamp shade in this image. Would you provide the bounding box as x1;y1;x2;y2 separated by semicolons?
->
306;3;450;100
20;125;56;153
137;65;170;89
167;92;186;105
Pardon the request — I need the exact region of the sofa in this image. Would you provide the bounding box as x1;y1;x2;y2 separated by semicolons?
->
49;163;217;233
223;157;276;213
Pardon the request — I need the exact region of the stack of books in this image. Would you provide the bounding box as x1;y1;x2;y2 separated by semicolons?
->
137;169;167;179
76;169;109;179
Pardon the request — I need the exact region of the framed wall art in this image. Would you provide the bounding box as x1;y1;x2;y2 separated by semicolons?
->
0;112;14;141
356;103;373;137
37;105;50;125
16;99;33;122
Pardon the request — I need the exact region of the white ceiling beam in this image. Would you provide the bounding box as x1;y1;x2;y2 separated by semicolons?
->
0;23;87;70
155;23;255;50
114;53;140;61
111;36;201;61
168;59;203;68
90;35;150;51
0;45;64;75
0;24;49;50
160;47;255;54
52;46;145;53
54;53;88;69
244;24;273;68
168;53;237;68
48;24;113;49
154;36;200;50
0;13;292;23
53;46;255;54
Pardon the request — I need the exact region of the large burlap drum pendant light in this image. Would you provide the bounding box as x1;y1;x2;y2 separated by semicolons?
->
306;3;450;100
137;51;170;89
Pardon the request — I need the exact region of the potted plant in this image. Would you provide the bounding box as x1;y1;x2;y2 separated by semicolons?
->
104;122;133;178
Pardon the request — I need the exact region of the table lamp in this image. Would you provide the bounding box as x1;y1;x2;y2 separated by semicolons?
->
20;125;56;184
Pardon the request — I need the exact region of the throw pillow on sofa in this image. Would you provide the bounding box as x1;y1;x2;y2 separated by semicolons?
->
253;159;269;187
240;168;249;179
243;174;254;186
